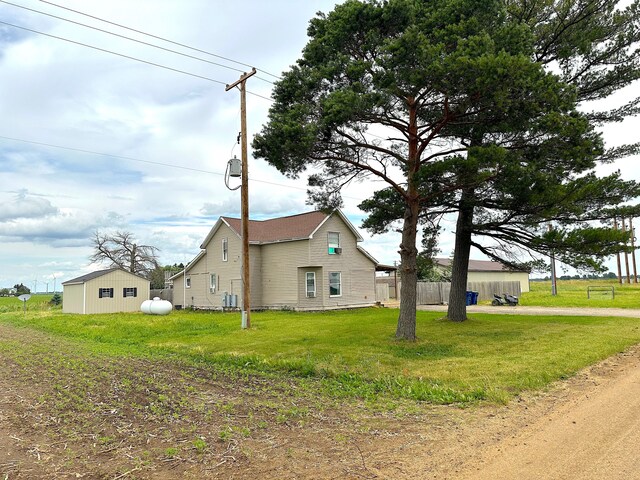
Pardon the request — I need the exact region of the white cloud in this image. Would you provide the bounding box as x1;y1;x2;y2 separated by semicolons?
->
0;190;58;221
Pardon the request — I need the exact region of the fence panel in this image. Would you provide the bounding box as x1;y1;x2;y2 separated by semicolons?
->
376;283;390;302
407;281;522;304
150;289;173;303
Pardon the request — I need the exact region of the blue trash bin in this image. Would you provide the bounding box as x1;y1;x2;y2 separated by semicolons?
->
465;291;473;306
472;291;479;305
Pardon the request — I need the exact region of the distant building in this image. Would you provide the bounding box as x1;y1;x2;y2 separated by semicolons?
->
62;268;150;314
170;210;378;310
435;258;530;293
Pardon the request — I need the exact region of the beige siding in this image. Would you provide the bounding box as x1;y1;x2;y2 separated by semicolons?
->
297;267;324;309
308;214;376;307
467;271;530;293
81;270;150;314
261;240;310;307
62;283;84;313
173;212;376;310
173;225;263;310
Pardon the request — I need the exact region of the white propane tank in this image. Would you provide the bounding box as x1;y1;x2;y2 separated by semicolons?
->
141;297;173;315
140;299;153;314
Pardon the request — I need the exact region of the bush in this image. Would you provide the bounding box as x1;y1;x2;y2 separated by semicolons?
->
50;293;62;306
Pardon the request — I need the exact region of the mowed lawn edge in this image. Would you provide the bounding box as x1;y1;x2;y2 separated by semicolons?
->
2;306;640;405
521;280;640;308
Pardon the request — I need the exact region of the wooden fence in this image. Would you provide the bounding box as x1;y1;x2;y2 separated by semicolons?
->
380;281;522;305
150;289;173;303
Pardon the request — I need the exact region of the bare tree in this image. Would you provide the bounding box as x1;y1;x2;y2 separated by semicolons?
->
89;231;159;277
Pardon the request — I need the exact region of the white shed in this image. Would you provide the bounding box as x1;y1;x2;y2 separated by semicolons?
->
62;268;150;314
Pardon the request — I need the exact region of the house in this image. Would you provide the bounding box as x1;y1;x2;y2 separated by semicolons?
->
62;268;150;314
435;258;530;293
170;210;378;310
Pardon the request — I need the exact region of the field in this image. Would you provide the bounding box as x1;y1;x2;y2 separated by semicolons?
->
2;288;640;477
521;279;640;308
3;304;640;405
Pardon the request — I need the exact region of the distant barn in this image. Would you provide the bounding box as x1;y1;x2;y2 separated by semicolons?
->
62;268;150;314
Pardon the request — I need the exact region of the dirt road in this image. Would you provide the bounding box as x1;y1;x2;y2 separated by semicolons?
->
453;345;640;480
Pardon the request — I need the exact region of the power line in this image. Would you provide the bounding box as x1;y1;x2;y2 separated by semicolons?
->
0;134;366;201
1;0;275;84
0;20;227;85
0;19;274;101
38;0;282;80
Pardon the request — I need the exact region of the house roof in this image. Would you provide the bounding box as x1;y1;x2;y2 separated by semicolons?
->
170;210;377;279
62;268;149;285
435;258;529;273
168;250;206;279
200;210;364;249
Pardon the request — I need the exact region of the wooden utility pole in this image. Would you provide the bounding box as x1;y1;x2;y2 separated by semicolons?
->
548;224;557;296
630;217;638;283
622;218;631;284
614;217;623;284
226;68;256;329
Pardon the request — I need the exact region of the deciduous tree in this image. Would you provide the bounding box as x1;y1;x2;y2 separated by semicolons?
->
89;231;159;277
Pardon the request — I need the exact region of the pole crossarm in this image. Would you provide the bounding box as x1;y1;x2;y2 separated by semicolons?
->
225;67;257;91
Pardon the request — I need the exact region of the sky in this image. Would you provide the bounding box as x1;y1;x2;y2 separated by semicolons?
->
0;0;639;291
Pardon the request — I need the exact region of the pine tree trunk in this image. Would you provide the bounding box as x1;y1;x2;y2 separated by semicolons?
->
447;191;474;322
396;201;419;340
396;97;420;341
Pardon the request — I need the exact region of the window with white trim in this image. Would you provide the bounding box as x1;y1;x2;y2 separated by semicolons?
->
329;272;341;297
328;232;340;254
306;272;316;298
210;273;217;293
222;238;228;261
186;276;191;288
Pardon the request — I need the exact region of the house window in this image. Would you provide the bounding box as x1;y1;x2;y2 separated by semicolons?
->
210;273;217;293
306;272;316;298
222;238;228;262
329;272;341;297
328;232;340;254
98;288;114;298
123;287;138;298
186;276;191;288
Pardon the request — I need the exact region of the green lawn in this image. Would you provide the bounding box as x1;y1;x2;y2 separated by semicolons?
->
0;294;54;312
521;279;640;308
2;306;639;405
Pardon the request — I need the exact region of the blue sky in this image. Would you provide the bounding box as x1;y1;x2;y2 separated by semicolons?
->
0;0;638;290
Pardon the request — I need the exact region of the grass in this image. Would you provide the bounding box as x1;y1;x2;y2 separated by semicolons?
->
2;305;640;405
0;294;54;312
521;279;640;308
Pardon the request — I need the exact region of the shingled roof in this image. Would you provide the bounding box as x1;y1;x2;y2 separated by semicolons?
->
62;268;148;285
222;211;328;243
200;210;363;248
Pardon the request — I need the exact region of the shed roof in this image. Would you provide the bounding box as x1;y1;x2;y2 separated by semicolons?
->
62;268;149;285
435;258;529;273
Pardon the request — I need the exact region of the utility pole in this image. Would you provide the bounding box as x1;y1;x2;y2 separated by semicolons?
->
622;218;631;284
226;68;256;329
614;217;623;284
631;217;638;283
548;224;557;295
